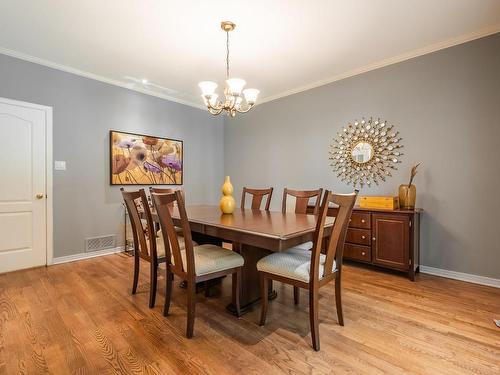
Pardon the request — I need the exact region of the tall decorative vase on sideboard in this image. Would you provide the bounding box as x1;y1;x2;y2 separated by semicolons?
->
398;163;420;209
398;184;416;209
219;176;236;214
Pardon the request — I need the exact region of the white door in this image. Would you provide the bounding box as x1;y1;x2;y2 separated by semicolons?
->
0;98;50;273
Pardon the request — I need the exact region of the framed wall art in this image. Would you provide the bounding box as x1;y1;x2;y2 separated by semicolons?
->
110;130;183;185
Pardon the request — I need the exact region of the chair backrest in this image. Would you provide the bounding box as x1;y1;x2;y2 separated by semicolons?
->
282;188;323;214
149;187;179;194
121;188;158;262
241;187;274;210
151;191;195;279
309;190;357;283
149;187;177;213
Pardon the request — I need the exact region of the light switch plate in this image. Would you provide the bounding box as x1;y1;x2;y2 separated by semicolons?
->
54;161;66;170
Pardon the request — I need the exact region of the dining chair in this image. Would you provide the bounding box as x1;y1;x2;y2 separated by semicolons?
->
282;188;323;215
149;186;181;196
282;188;324;303
257;190;357;351
152;190;244;338
241;187;274;210
149;187;184;216
121;188;165;308
149;187;177;230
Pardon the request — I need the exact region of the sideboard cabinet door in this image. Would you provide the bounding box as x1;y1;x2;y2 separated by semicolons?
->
372;214;409;271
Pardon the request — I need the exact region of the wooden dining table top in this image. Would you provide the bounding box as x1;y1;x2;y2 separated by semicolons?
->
149;205;334;251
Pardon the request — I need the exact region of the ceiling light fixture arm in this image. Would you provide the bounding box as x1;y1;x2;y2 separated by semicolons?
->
198;21;259;117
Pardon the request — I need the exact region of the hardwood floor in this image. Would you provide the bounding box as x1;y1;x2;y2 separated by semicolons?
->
0;253;499;374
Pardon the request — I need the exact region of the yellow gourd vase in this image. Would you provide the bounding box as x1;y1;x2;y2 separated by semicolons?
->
219;176;236;214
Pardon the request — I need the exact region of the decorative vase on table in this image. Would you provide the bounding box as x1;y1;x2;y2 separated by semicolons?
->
398;184;416;209
398;163;420;209
219;176;236;214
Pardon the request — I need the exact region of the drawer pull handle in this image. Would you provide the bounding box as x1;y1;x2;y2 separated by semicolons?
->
361;219;366;223
361;252;366;256
372;237;376;241
361;235;366;239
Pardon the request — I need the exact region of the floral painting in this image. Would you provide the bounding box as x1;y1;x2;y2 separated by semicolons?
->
110;130;183;185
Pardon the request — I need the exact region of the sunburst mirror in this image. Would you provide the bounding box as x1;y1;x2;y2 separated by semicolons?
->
329;117;403;188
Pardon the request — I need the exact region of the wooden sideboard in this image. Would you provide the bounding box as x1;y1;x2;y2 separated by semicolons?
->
307;205;421;281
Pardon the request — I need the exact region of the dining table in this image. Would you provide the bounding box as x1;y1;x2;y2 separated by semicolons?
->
150;205;335;315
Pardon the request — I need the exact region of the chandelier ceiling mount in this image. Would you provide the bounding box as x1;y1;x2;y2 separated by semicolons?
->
198;21;259;117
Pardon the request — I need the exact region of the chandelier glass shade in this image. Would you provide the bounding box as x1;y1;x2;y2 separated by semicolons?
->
199;21;259;117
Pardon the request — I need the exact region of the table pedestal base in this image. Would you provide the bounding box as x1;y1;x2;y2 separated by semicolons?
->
226;288;277;316
226;242;277;316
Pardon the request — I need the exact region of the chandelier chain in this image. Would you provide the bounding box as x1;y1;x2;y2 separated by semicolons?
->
198;21;259;117
226;31;230;79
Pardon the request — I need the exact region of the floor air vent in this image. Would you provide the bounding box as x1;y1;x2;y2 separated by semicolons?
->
85;235;116;252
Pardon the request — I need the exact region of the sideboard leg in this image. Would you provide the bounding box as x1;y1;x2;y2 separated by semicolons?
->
408;269;416;281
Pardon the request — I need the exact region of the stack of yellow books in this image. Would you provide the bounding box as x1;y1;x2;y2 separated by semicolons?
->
359;196;399;210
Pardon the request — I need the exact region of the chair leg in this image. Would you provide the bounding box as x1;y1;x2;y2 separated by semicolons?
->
149;261;158;308
293;286;300;305
232;269;242;318
259;274;268;326
335;276;344;326
186;280;196;338
132;252;139;295
309;287;320;351
163;266;173;316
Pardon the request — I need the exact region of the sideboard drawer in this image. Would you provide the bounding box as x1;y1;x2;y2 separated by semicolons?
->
344;243;371;262
346;228;371;246
349;212;371;229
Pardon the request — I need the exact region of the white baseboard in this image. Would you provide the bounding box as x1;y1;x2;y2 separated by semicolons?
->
420;266;500;288
51;246;125;265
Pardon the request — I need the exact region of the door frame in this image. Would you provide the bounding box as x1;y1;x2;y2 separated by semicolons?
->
0;97;53;266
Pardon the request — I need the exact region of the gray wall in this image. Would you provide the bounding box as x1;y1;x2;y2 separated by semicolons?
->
225;33;500;279
0;54;224;257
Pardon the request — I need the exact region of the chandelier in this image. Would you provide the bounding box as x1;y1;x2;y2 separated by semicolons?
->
198;21;259;117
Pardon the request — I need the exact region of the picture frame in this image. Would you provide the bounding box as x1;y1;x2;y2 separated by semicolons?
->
110;130;183;185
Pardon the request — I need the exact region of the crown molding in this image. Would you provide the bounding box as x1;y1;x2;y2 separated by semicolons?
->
0;46;206;110
258;24;500;105
2;24;499;109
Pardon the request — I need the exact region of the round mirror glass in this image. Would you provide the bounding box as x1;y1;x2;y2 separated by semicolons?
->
351;142;373;163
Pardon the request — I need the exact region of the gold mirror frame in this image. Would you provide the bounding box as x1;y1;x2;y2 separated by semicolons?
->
329;117;403;188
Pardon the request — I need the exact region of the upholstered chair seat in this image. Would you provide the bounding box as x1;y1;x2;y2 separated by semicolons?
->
257;247;336;283
288;241;313;251
172;244;244;276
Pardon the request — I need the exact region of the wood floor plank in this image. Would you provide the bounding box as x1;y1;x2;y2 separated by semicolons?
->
0;254;499;375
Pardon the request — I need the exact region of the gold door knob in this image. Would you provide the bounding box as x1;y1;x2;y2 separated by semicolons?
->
372;237;376;241
36;193;45;200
